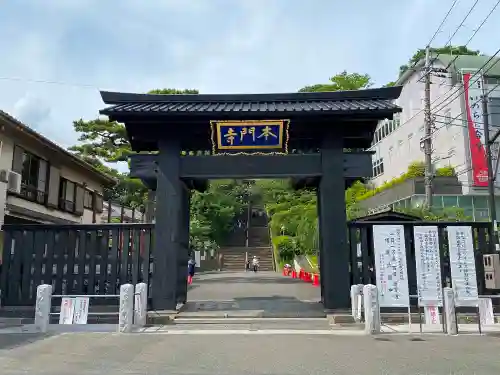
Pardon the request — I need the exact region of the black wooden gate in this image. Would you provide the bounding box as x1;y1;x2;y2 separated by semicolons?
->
0;223;154;306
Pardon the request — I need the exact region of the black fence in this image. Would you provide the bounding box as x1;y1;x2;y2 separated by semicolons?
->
348;221;498;305
0;223;154;307
102;199;148;223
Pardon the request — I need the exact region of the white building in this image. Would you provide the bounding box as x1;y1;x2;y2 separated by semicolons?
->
0;110;115;226
368;54;500;219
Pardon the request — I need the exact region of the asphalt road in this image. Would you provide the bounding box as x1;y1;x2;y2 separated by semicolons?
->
1;332;500;374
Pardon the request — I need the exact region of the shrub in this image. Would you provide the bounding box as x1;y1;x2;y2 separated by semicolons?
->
353;162;456;202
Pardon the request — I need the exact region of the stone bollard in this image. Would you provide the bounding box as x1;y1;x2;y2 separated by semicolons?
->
443;287;457;335
350;284;363;322
134;283;148;328
34;284;53;333
119;284;134;333
363;284;381;335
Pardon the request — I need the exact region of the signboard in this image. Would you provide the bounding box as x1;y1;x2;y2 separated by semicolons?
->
462;71;488;186
210;120;289;154
59;297;75;325
447;226;479;306
373;225;410;307
413;226;443;307
59;297;89;324
73;297;89;324
424;306;441;325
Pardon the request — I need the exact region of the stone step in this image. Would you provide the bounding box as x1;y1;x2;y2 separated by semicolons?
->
0;317;23;328
167;317;333;330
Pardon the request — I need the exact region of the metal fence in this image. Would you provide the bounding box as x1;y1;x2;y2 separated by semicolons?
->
347;221;497;305
0;223;154;306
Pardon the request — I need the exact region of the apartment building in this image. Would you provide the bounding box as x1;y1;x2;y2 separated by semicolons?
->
366;54;500;220
0;110;115;226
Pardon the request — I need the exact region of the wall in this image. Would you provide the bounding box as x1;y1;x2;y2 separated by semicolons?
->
358;176;463;211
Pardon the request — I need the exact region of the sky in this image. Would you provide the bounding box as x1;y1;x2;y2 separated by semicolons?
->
0;0;499;159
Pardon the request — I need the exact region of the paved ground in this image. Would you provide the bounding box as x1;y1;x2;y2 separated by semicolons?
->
2;271;500;373
1;332;500;374
182;271;324;318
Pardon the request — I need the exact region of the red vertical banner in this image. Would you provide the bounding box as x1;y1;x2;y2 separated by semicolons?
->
463;72;488;186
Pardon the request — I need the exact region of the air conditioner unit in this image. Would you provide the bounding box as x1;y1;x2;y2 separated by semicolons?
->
7;171;21;193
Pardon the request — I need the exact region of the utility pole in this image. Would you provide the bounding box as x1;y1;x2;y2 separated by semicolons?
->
423;46;434;209
482;77;498;251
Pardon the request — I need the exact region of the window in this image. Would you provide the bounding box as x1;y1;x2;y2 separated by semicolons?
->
398;139;403;146
442;196;458;207
372;158;384;177
14;146;49;205
485;77;500;85
384;122;389;136
448;147;456;156
377;128;382;141
381;126;386;138
394;119;400;128
84;189;94;210
59;178;77;212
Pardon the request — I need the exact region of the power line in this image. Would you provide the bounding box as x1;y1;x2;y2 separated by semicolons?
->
0;76;101;89
428;0;460;46
455;0;500;52
395;1;498;129
415;0;480;83
430;80;500;133
436;0;500;86
432;54;500;115
431;0;480;63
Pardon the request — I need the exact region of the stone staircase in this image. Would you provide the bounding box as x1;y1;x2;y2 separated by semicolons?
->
219;207;274;271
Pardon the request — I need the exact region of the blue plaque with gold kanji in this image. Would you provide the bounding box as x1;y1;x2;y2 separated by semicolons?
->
210;120;289;155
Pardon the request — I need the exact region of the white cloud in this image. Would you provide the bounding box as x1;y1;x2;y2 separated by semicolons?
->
13;93;52;131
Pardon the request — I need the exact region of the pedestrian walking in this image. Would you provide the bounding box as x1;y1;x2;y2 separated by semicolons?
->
187;257;196;284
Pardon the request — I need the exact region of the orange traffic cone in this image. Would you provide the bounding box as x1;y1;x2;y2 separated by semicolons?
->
291;270;297;279
312;274;320;287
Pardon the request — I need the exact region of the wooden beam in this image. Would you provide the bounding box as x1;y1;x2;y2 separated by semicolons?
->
180;154;322;179
129;152;373;181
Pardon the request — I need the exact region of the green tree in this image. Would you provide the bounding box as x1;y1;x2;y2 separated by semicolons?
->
69;88;199;163
298;71;372;92
69;88;200;207
260;71;377;265
398;45;480;77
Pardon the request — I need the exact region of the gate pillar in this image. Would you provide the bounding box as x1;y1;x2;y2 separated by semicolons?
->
318;135;351;310
152;139;183;310
176;185;191;304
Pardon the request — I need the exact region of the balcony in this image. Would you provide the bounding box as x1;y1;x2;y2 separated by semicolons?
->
20;184;46;205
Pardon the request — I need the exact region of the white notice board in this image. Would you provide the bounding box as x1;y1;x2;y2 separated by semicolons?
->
413;226;443;307
59;297;75;325
73;297;90;324
373;225;410;307
447;226;479;306
59;297;89;324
